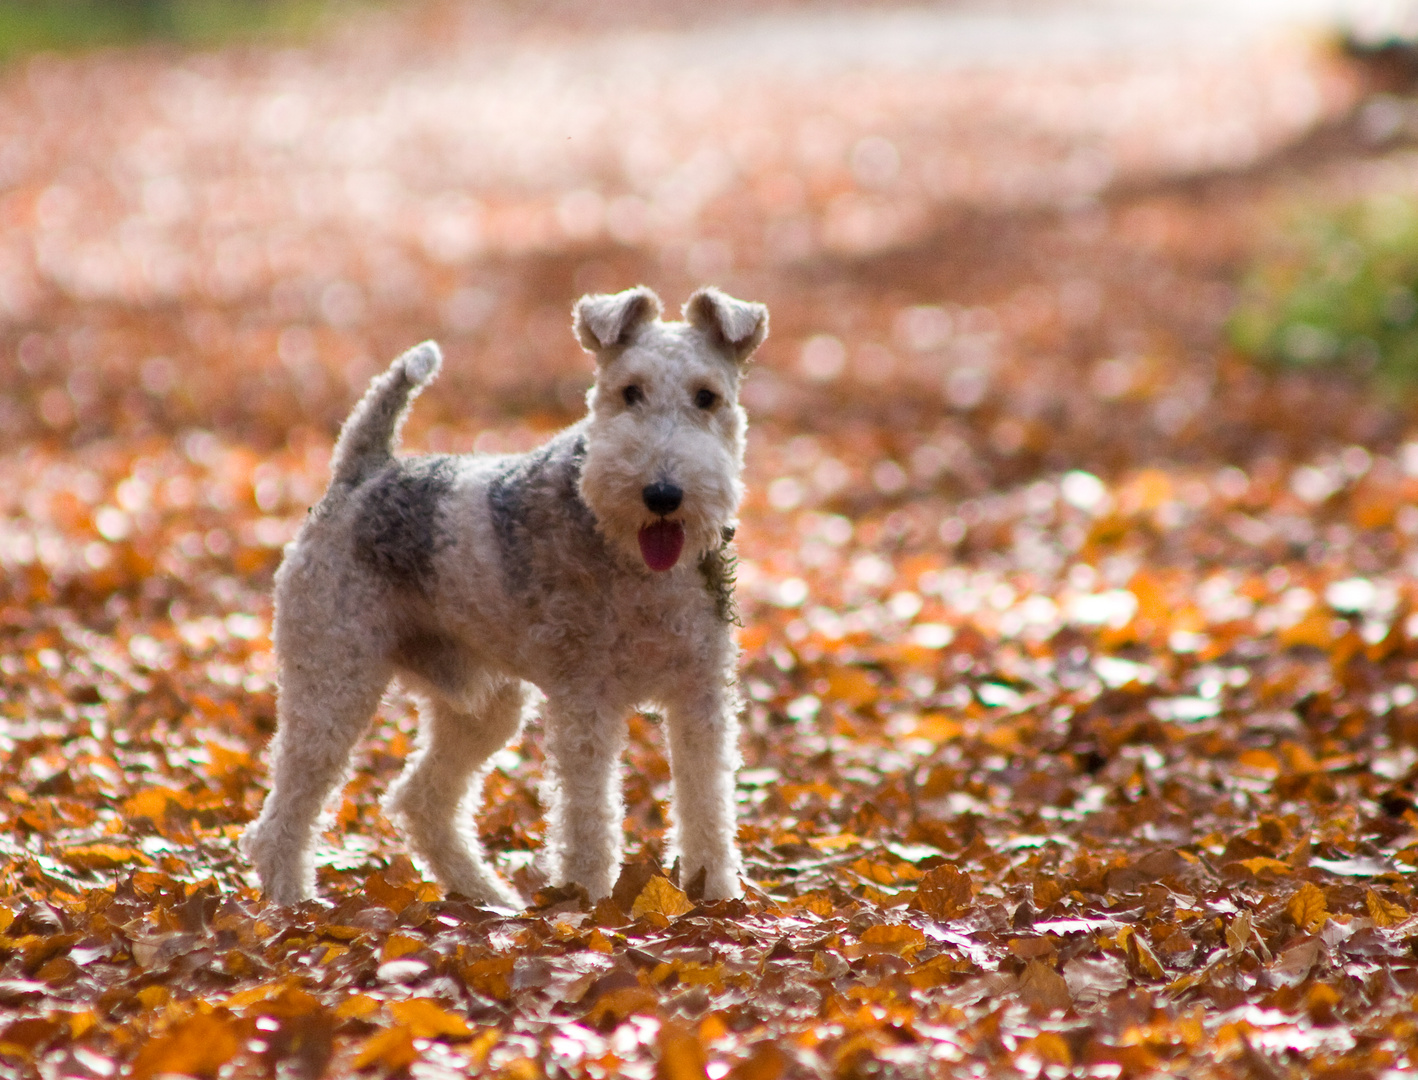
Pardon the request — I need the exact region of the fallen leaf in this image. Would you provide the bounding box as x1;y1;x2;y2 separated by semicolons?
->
1119;926;1165;980
656;1019;708;1080
631;876;695;920
354;1026;420;1071
1017;960;1072;1014
1365;889;1409;928
1287;882;1328;933
57;844;151;871
910;864;973;921
128;1011;241;1080
388;998;472;1040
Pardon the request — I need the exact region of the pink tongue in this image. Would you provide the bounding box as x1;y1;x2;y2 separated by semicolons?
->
638;520;685;572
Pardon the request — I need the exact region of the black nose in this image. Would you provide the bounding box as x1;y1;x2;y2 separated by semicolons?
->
642;482;683;515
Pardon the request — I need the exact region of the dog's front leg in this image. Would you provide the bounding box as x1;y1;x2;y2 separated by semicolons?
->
542;704;628;900
664;686;743;901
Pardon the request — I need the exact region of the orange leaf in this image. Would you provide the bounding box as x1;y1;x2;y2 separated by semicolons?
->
58;844;151;871
388;998;472;1040
334;994;380;1021
825;666;877;708
1236;749;1280;778
630;876;695;920
858;924;926;955
461;956;515;1000
225;979;299;1011
258;986;324;1019
354;1026;420;1071
363;869;419;911
784;892;835;917
381;933;424;962
123;787;192;819
1366;889;1408;928
727;1043;787;1080
1021;1031;1072;1067
585;986;659;1027
1287;882;1328;933
656;1019;708;1080
806;833;862;853
129;1012;240;1080
1279;610;1336;650
1033;879;1064;908
1236;856;1292;878
587;928;614;953
905;954;972;989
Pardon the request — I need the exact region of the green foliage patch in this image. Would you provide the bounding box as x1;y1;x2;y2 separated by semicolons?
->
1230;194;1418;390
0;0;339;59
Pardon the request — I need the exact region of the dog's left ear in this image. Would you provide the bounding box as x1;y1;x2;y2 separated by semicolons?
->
684;288;769;365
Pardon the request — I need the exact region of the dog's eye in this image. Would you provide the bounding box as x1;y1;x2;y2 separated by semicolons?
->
622;385;643;407
694;388;718;410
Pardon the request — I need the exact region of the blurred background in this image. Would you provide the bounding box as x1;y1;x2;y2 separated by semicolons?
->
7;0;1418;597
0;0;1413;464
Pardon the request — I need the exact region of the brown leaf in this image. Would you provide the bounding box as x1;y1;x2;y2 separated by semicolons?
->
1120;926;1165;981
1226;912;1254;957
1270;936;1322;988
611;856;666;915
1017;959;1072;1014
910;864;973;921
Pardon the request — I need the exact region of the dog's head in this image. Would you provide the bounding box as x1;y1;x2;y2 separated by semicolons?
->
573;286;768;573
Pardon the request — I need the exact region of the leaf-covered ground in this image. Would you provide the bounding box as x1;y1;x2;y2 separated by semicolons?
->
4;2;1418;1077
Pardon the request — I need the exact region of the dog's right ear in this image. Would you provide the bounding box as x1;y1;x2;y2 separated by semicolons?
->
573;287;662;354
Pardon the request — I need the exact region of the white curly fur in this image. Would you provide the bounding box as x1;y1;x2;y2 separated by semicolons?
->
241;287;768;909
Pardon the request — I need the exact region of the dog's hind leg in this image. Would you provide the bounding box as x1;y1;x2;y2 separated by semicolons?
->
384;678;526;908
242;647;391;906
541;703;629;901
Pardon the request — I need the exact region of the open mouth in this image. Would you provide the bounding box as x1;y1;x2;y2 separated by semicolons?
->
637;519;685;572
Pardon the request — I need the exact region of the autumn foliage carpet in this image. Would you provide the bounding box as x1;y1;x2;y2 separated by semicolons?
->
3;3;1418;1078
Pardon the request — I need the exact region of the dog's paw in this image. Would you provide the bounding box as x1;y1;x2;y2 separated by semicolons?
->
697;867;744;903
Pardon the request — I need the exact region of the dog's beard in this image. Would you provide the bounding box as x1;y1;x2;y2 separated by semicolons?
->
579;479;734;574
578;420;743;574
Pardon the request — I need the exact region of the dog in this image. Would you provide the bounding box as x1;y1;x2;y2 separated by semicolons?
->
241;285;768;908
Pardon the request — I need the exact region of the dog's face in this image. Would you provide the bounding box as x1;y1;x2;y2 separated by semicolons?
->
574;287;768;573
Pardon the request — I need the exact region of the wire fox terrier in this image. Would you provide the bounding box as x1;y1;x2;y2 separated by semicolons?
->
241;286;768;908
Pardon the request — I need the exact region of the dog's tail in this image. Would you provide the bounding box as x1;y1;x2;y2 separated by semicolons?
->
328;341;442;489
